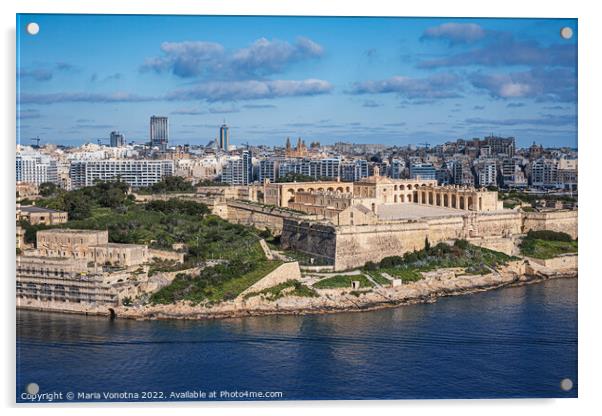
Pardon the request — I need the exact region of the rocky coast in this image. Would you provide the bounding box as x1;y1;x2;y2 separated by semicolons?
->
17;254;577;321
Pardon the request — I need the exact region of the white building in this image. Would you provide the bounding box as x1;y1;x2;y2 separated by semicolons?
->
16;150;59;186
69;159;174;189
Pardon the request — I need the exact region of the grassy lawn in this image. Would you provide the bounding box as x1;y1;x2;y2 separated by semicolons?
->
150;260;283;304
244;279;318;300
206;260;283;302
519;230;577;259
521;239;578;259
378;268;424;282
313;274;374;289
361;240;519;282
365;271;392;286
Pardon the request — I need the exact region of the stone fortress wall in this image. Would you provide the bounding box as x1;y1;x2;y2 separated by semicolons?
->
281;209;577;271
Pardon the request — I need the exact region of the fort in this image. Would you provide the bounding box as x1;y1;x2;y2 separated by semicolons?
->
217;171;577;271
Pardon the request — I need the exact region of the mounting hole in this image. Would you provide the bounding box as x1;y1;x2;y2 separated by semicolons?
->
26;22;40;35
560;27;573;40
26;382;39;395
560;378;573;391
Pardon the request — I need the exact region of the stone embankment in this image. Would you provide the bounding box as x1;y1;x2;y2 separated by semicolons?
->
17;255;577;320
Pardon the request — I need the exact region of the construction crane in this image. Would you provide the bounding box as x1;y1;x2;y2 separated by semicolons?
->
30;137;41;147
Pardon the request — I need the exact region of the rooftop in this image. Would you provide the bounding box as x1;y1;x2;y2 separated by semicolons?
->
375;203;466;220
37;228;107;235
19;205;64;214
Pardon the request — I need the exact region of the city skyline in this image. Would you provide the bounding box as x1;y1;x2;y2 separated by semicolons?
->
17;15;577;148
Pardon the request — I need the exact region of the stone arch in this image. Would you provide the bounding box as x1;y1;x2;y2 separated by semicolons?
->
400;184;405;190
318;187;324;192
460;196;465;210
336;187;344;192
436;193;441;206
421;191;426;204
307;187;315;193
452;194;457;208
394;194;398;203
407;194;412;202
327;187;334;192
428;192;434;205
443;194;449;207
345;186;351;192
400;194;405;203
297;188;305;193
467;196;474;210
479;197;482;211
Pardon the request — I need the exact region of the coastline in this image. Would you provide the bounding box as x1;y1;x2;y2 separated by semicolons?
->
17;255;577;321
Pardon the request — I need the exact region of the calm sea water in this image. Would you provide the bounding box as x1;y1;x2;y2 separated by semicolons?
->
16;278;577;402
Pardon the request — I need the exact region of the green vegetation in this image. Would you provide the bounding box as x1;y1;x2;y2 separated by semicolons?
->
150;260;283;304
365;272;391;286
363;240;518;281
519;230;577;259
499;190;577;208
244;279;318;300
275;172;316;183
137;176;195;194
313;274;374;289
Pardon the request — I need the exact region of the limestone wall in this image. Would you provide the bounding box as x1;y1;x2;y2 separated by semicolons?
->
239;261;302;296
148;249;185;263
528;253;577;269
522;210;578;239
467;235;521;256
224;201;313;235
335;221;430;270
474;211;523;237
281;220;337;264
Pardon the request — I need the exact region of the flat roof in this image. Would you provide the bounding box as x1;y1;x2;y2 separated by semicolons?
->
20;205;63;214
37;228;107;234
375;203;465;220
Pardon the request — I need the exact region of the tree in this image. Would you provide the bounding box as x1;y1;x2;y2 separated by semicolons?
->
424;237;431;251
39;182;58;197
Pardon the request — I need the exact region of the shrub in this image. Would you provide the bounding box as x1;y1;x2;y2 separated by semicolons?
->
526;230;572;242
379;256;404;268
454;239;469;250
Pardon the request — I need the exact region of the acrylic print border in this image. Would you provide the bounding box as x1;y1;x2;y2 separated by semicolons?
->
15;12;577;403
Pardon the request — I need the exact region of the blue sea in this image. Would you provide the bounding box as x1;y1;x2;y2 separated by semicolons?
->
16;278;578;402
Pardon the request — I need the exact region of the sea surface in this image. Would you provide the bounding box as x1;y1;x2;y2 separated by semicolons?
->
16;278;578;402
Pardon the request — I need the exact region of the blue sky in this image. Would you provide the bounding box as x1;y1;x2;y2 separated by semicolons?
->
16;14;577;148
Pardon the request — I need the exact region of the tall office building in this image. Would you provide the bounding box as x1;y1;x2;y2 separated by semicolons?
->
150;116;169;151
109;131;125;147
219;123;229;150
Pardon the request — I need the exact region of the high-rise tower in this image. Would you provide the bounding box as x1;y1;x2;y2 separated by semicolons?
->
219;123;229;150
150;116;169;151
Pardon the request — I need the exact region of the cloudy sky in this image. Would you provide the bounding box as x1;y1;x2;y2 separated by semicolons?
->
17;14;577;148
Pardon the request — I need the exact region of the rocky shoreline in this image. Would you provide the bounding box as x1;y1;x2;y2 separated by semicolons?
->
17;255;577;321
